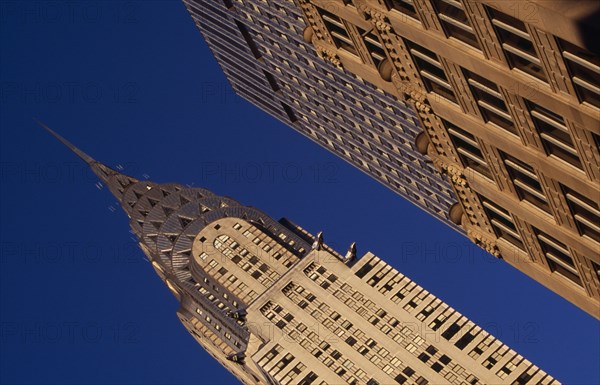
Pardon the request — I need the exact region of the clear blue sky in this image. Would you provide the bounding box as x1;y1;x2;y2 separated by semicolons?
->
0;1;598;384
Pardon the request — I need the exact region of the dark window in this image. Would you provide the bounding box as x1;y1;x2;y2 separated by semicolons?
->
355;260;376;278
317;8;358;56
431;0;480;49
405;39;458;103
442;323;461;340
394;374;407;384
387;0;419;20
455;332;475;349
559;38;600;108
592;262;600;283
263;71;280;92
282;103;298;123
528;101;582;168
487;7;547;81
426;345;438;355
234;20;262;59
298;372;318;385
503;153;551;213
464;69;516;134
563;186;600;243
251;270;262;279
514;372;533;385
358;27;387;67
480;195;525;250
431;362;443;372
444;118;492;178
536;229;582;286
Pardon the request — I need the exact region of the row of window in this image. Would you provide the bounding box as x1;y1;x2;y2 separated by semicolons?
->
480;192;599;288
305;0;598;229
303;263;491;384
382;0;600;108
351;255;557;383
407;45;589;176
281;280;436;385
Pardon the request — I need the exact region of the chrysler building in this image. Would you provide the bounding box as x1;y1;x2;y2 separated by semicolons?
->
41;122;560;385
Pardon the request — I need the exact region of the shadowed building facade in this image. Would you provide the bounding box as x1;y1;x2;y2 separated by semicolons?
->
181;0;600;318
42;124;561;385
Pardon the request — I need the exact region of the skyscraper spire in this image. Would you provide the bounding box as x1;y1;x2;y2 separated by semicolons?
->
36;118;139;205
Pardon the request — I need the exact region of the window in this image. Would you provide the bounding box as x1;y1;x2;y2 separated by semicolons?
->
358;27;387;67
386;0;419;20
234;20;262;59
563;186;600;243
528;101;582;168
536;229;582;286
480;195;525;250
442;322;461;340
443;119;492;178
431;0;480;49
405;39;457;103
592;261;600;283
487;7;547;82
503;154;551;213
464;69;516;134
559;38;600;108
317;8;357;56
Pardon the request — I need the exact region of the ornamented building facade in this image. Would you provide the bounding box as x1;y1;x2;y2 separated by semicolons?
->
42;123;560;385
182;0;600;318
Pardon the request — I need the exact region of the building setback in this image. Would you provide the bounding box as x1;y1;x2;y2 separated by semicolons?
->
182;0;600;318
42;122;560;385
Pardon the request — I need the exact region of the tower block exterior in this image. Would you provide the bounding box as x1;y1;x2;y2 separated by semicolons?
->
43;125;560;385
182;0;600;318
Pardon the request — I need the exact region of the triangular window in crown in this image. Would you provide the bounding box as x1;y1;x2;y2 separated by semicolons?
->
180;195;191;205
166;234;178;243
179;216;193;228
